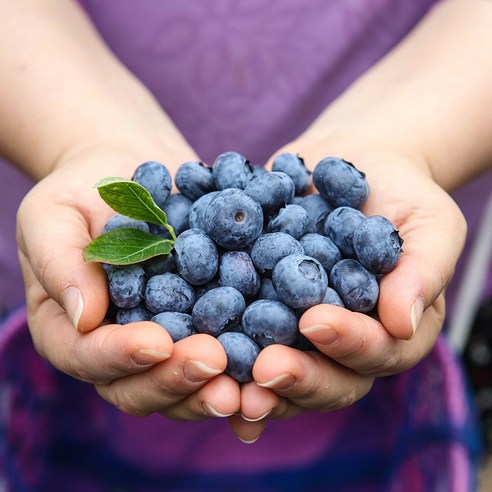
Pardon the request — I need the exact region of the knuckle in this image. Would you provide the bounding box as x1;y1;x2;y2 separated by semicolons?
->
105;386;149;417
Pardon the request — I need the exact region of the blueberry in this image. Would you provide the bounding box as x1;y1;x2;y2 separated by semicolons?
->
173;229;219;285
107;264;146;309
329;259;379;313
212;151;253;190
313;157;369;209
115;304;152;324
258;277;282;302
242;299;298;348
151;312;194;342
272;254;328;309
191;286;246;337
250;232;304;275
352;216;404;274
244;171;295;217
188;191;219;229
102;214;150;234
142;253;177;277
251;166;268;178
175;161;216;201
204;189;263;250
299;233;342;273
145;273;195;314
162;193;193;236
219;251;260;299
132;161;172;210
297;194;333;233
271;152;311;195
266;204;310;240
323;206;366;258
217;332;260;383
195;280;221;301
321;287;345;308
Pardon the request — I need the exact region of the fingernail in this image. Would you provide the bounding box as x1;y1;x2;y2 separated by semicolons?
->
237;435;260;444
301;325;339;345
62;286;84;330
201;401;233;418
184;360;222;383
257;373;296;391
131;349;171;366
241;410;272;422
410;297;425;337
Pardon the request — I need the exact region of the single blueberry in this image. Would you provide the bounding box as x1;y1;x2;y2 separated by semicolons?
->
151;312;194;342
219;251;260;299
107;264;146;309
272;254;328;309
132;161;172;210
297;194;333;233
250;232;304;276
329;259;379;313
313;157;369;209
188;191;219;229
323;206;366;258
244;171;295;217
173;229;219;285
352;215;404;274
102;214;150;234
175;161;216;201
162;193;193;236
115;304;153;325
212;151;253;190
299;233;342;273
217;332;260;383
145;272;195;314
267;204;310;240
251;166;268;178
242;299;298;348
271;152;311;195
258;277;282;302
191;286;246;337
195;280;221;301
142;253;177;277
321;287;345;308
204;189;263;250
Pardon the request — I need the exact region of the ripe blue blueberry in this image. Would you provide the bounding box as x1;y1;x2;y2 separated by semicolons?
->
258;277;282;302
271;152;311;195
329;259;379;313
162;193;193;236
191;286;246;337
323;206;365;258
107;264;146;309
204;189;263;250
188;191;219;230
244;171;295;217
195;280;221;301
352;215;404;274
297;194;333;233
217;332;260;383
115;304;152;324
321;287;345;308
313;157;369;209
142;253;177;277
212;151;253;190
173;229;219;285
175;161;216;201
250;232;304;275
242;299;298;348
145;272;195;314
299;233;342;273
102;214;150;234
132;161;172;210
267;204;310;239
272;254;328;309
219;251;260;299
151;312;194;342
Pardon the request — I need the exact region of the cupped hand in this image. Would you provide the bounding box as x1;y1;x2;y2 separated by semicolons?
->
16;146;241;422
231;142;467;439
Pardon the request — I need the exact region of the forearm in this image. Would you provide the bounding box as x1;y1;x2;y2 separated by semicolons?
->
301;0;492;192
0;0;194;181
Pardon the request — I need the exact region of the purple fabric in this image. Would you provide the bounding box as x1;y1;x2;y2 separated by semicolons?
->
0;0;488;489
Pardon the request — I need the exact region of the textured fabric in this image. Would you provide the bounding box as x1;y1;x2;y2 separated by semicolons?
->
0;0;488;490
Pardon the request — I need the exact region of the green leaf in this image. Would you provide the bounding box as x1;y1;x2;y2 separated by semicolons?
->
95;178;175;239
83;228;174;265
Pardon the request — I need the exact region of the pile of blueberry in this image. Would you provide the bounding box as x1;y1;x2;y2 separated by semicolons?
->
103;152;403;383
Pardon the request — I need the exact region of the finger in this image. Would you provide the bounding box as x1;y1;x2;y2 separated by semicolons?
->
299;300;443;376
17;184;112;332
162;374;241;421
253;345;374;411
95;334;227;417
228;414;269;444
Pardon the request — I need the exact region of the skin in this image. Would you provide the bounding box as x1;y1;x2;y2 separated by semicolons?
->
1;0;492;444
